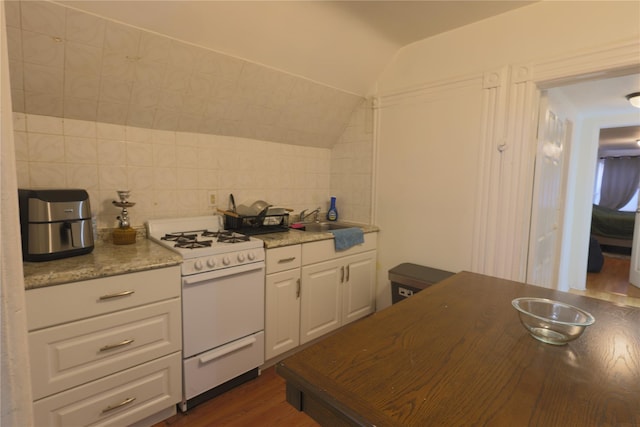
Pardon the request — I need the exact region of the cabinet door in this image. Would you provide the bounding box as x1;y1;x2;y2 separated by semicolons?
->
300;259;342;344
265;269;301;360
342;251;376;325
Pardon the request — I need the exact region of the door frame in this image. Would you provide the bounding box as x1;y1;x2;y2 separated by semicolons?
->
471;37;640;289
527;42;640;291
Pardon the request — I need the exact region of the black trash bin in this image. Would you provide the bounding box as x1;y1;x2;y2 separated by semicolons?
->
389;263;455;304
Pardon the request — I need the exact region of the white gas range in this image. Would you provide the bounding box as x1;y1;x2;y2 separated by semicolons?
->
147;215;265;412
147;215;265;275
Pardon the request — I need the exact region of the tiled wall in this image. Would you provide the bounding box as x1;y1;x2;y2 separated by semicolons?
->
6;0;375;229
13;113;334;229
330;99;374;223
5;0;362;148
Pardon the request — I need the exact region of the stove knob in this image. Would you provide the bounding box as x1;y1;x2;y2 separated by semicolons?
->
237;253;245;263
206;257;216;268
222;256;231;266
247;251;256;261
194;260;203;271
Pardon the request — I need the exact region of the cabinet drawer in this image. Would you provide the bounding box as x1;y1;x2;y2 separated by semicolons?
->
30;299;181;400
302;232;377;265
184;331;264;401
33;352;181;427
26;266;180;330
266;245;301;274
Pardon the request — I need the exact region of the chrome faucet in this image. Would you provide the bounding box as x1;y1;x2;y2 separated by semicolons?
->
299;207;321;223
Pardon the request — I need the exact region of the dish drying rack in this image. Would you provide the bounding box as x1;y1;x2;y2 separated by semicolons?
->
217;209;290;235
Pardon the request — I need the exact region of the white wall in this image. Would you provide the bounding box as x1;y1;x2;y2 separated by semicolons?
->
375;80;482;307
374;1;640;309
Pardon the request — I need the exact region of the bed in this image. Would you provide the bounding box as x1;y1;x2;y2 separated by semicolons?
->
590;204;636;248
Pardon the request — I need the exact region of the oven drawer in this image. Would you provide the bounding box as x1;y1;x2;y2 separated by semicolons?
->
183;331;264;401
29;299;181;400
33;352;181;427
26;266;180;330
266;245;301;274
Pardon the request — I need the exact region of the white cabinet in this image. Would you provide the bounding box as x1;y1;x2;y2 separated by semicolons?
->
264;232;377;358
300;258;342;344
341;251;377;324
26;266;182;427
300;241;377;344
265;245;301;360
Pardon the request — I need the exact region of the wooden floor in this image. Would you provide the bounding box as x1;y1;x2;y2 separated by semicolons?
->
583;254;640;307
152;366;319;427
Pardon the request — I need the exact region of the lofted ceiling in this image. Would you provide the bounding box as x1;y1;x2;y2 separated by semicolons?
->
5;0;537;148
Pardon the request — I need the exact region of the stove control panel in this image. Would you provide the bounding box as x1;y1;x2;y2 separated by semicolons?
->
182;249;265;276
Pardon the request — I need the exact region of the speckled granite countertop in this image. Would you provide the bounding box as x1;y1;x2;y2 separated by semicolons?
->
255;222;379;249
23;238;182;290
23;222;378;289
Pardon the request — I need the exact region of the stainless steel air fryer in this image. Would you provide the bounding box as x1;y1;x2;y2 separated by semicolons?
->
18;189;94;261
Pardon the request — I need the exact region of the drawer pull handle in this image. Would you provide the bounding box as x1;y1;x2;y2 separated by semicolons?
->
278;257;296;263
199;336;257;364
99;290;135;300
101;397;136;413
99;339;134;352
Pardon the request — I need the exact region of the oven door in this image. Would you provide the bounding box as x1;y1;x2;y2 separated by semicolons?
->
182;261;265;358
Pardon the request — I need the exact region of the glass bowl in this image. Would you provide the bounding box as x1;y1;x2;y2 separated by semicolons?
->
512;297;595;345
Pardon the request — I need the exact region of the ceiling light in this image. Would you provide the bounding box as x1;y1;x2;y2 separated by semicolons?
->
625;92;640;108
637;139;640;147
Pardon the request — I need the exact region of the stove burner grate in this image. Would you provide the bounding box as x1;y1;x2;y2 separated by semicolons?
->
217;233;250;244
159;229;250;247
201;230;230;238
174;239;213;249
162;232;198;242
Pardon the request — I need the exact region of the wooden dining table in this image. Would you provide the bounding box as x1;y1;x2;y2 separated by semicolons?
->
276;271;640;426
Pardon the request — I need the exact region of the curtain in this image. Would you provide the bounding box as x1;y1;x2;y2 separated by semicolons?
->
0;2;34;425
598;157;640;210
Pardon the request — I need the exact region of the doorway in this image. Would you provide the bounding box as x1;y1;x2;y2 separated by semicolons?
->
543;73;640;303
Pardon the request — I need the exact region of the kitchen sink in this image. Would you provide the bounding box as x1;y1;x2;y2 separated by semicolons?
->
301;222;353;232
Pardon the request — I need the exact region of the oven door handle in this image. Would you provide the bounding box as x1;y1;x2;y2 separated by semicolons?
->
199;336;257;364
182;261;265;286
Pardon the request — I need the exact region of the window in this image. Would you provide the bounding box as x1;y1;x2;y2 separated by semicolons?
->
593;159;640;211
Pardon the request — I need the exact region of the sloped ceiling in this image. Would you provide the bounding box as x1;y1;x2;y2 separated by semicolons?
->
5;0;535;147
54;0;536;96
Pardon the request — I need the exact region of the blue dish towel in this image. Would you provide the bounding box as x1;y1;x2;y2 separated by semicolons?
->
330;227;364;251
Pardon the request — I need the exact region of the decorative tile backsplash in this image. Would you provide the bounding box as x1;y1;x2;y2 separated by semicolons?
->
5;0;363;149
14;101;374;227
